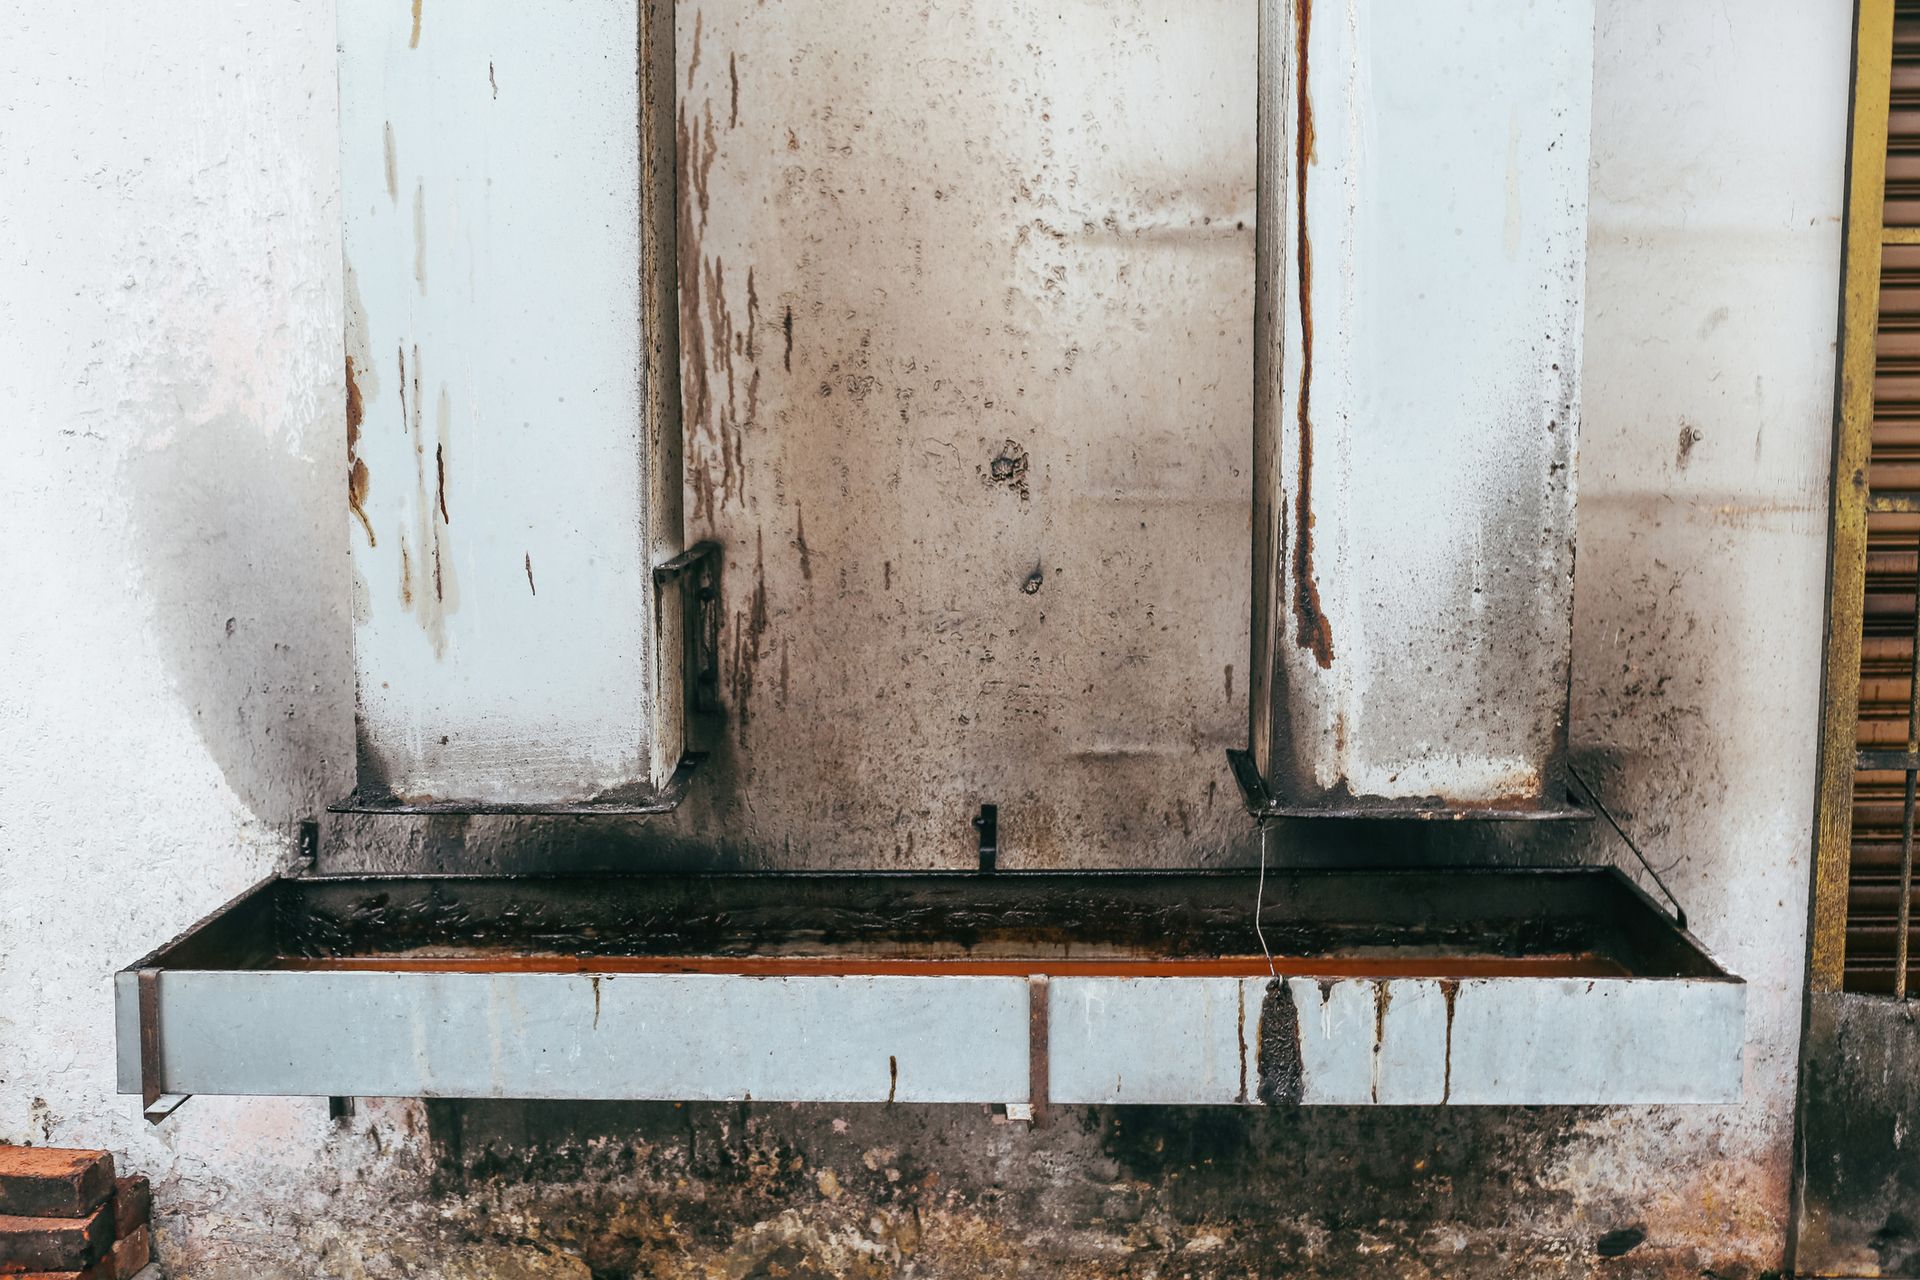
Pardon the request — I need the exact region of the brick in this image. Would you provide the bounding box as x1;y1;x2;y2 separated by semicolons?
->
0;1204;111;1272
107;1227;148;1280
106;1181;146;1241
0;1150;114;1220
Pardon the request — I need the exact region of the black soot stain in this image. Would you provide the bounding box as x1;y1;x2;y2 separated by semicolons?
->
1256;978;1304;1106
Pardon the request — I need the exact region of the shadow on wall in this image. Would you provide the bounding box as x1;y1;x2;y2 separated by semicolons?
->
124;412;354;826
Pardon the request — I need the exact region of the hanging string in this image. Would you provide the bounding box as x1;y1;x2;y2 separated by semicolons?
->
1255;822;1277;976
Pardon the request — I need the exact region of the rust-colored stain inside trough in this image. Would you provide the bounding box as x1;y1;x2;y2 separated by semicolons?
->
269;952;1629;979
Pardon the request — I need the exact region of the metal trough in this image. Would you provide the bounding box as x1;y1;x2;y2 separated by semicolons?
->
117;870;1742;1110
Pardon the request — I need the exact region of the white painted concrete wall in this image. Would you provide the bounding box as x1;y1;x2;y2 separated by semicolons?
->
0;0;1849;1273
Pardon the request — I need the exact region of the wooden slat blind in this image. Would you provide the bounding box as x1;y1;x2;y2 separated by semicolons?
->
1846;8;1920;994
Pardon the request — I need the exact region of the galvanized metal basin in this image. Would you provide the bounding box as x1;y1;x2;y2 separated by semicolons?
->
117;869;1741;1109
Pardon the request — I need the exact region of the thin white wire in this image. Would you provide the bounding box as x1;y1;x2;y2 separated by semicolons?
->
1255;823;1276;977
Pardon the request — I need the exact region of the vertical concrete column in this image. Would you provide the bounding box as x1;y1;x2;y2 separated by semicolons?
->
1249;0;1593;814
339;0;684;808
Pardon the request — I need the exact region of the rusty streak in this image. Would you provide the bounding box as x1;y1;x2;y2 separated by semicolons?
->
1236;987;1248;1103
408;0;422;48
346;356;375;547
1369;979;1391;1103
745;267;758;362
1440;978;1459;1103
728;52;739;129
887;1054;898;1105
782;305;793;372
524;552;536;596
686;10;702;91
435;443;449;523
1027;977;1049;1127
793;505;812;581
728;530;772;731
1291;0;1333;668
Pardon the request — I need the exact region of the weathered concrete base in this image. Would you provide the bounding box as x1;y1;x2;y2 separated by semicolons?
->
152;1097;1779;1280
1796;990;1920;1277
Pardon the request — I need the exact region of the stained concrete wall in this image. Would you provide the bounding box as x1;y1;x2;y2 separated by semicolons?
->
0;0;1848;1276
1798;991;1920;1274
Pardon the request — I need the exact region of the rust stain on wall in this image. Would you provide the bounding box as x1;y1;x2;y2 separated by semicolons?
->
677;95;746;526
792;504;812;581
727;529;772;735
429;385;453;609
1291;0;1333;669
1369;980;1391;1103
686;9;702;91
408;0;423;49
744;266;758;361
389;342;457;655
346;355;375;547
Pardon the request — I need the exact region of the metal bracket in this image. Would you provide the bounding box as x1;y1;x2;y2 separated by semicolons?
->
1566;764;1688;931
973;803;998;872
655;540;723;718
137;969;189;1124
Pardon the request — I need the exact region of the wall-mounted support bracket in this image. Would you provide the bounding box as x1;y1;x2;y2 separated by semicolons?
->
137;970;189;1125
655;540;723;718
973;803;998;872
